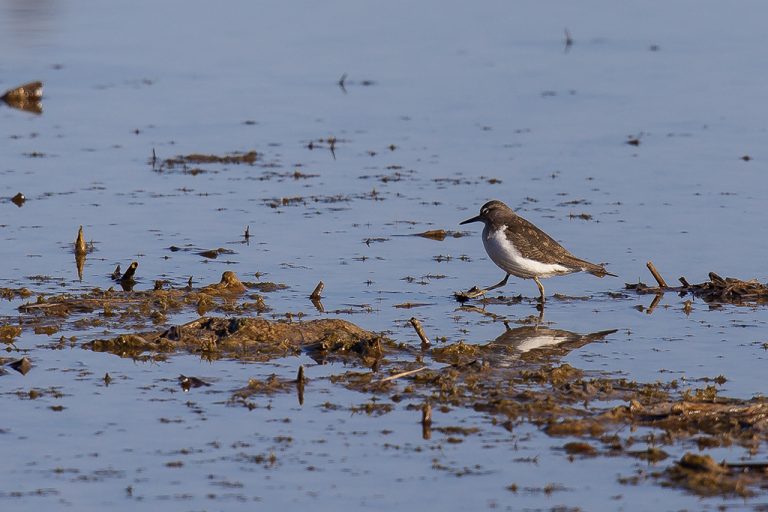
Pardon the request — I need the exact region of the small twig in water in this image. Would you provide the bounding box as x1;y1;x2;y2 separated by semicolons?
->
296;365;306;406
409;317;431;348
379;366;427;383
310;281;324;300
646;261;668;288
74;226;87;256
422;402;432;440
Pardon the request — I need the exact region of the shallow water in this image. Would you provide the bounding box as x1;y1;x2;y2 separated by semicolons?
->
2;1;768;510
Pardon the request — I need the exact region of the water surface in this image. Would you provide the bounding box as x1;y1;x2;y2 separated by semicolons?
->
2;1;768;510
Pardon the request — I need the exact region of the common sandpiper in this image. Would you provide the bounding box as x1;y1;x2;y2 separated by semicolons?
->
458;200;615;303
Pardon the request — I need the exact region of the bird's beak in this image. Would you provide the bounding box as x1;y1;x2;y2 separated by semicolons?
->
460;215;483;225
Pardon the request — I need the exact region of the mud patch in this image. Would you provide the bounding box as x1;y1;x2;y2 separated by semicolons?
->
86;316;391;365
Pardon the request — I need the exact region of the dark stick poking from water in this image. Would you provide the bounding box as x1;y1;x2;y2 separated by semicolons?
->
296;365;306;406
74;226;88;281
564;28;573;52
646;261;668;288
422;402;432;440
310;281;324;300
310;281;325;312
409;317;431;349
119;261;138;291
74;226;88;256
120;261;138;281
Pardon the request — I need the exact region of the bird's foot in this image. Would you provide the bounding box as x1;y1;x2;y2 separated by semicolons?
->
454;286;487;302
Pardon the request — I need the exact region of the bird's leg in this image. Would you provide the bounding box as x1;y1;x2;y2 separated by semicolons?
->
456;274;510;300
533;277;545;303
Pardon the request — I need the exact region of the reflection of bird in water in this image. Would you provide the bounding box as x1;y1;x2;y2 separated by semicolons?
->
487;324;617;364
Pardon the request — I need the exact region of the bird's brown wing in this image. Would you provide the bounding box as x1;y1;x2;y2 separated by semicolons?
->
505;215;611;275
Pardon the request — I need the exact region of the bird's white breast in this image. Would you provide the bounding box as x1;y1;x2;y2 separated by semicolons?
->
482;225;570;279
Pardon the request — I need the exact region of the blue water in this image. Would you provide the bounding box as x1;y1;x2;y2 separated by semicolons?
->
2;1;768;510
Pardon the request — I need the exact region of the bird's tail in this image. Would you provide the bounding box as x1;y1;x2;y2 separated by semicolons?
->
569;257;617;278
588;265;617;278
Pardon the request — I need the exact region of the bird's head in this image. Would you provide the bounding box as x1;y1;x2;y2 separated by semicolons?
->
460;200;513;226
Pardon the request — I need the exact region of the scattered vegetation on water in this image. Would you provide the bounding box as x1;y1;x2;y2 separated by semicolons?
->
7;263;768;498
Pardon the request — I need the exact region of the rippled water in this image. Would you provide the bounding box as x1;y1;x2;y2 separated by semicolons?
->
2;1;768;510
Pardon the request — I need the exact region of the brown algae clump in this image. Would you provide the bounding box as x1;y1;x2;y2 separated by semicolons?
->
0;324;23;342
200;271;247;295
660;453;754;497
